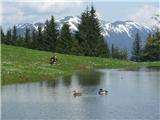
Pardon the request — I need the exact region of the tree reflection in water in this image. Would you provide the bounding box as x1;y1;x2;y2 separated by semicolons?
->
77;70;102;86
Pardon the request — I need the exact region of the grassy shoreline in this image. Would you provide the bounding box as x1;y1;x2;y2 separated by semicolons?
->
1;44;160;85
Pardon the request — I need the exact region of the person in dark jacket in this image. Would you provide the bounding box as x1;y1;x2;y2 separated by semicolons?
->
50;56;58;64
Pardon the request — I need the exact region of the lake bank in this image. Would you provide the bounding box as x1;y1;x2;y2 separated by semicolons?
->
2;44;160;85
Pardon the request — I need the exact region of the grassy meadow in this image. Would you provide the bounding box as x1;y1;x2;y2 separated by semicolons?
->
1;44;160;85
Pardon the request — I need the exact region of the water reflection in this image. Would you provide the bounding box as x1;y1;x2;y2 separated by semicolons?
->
145;66;160;71
2;67;160;120
62;76;72;86
44;78;59;88
77;70;102;86
39;70;102;89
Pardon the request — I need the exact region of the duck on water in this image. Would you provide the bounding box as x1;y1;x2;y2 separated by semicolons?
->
98;89;108;95
72;89;108;97
73;90;82;97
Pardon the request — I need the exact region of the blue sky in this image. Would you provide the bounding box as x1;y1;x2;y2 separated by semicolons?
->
1;0;159;31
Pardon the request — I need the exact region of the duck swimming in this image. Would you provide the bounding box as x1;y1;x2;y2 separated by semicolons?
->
98;89;108;95
73;90;82;97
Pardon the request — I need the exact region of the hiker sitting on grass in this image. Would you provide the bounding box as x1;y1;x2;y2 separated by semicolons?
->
50;56;58;64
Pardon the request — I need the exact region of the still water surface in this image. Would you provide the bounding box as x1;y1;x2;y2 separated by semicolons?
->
2;68;160;120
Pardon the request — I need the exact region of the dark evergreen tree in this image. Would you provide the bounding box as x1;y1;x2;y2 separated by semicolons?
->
43;19;50;51
12;25;17;45
31;29;37;49
75;7;90;55
111;44;128;60
56;23;73;54
48;16;58;51
111;44;115;58
16;36;24;46
96;37;110;57
24;28;31;48
70;38;81;55
6;29;12;45
114;46;120;59
1;27;5;44
131;32;142;62
105;40;110;57
36;25;44;50
76;5;109;57
143;32;160;61
122;48;128;60
89;5;109;57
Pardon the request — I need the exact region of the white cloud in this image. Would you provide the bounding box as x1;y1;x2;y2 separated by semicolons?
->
1;1;83;27
128;5;160;28
2;0;83;3
18;0;83;13
1;0;158;2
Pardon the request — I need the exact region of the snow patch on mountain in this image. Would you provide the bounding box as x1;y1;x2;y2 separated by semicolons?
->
15;16;154;55
56;16;80;32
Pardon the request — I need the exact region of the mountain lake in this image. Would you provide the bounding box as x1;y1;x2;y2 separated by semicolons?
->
2;67;160;120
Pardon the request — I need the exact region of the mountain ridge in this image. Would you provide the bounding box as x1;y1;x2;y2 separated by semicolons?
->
15;16;153;54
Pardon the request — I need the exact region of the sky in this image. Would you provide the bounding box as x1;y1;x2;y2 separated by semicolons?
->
0;0;159;31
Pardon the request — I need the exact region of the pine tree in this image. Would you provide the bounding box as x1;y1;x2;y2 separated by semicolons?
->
111;45;120;59
75;7;90;55
89;5;109;57
48;16;58;51
143;32;160;61
56;23;73;54
105;40;110;57
24;28;31;48
1;27;5;44
96;37;110;57
16;36;24;46
111;44;115;58
31;29;37;49
43;19;50;51
70;38;81;55
76;5;109;57
6;29;12;45
12;25;17;45
110;44;128;60
122;48;128;60
114;46;120;59
131;32;142;62
36;25;44;50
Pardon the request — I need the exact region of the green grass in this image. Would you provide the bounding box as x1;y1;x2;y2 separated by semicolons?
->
1;44;160;85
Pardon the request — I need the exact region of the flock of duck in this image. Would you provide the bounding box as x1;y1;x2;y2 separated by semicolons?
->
73;89;108;97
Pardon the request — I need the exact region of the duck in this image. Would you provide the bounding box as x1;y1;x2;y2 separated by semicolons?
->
98;89;108;95
73;90;82;97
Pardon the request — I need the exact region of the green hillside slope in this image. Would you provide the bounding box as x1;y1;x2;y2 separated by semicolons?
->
1;44;160;85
